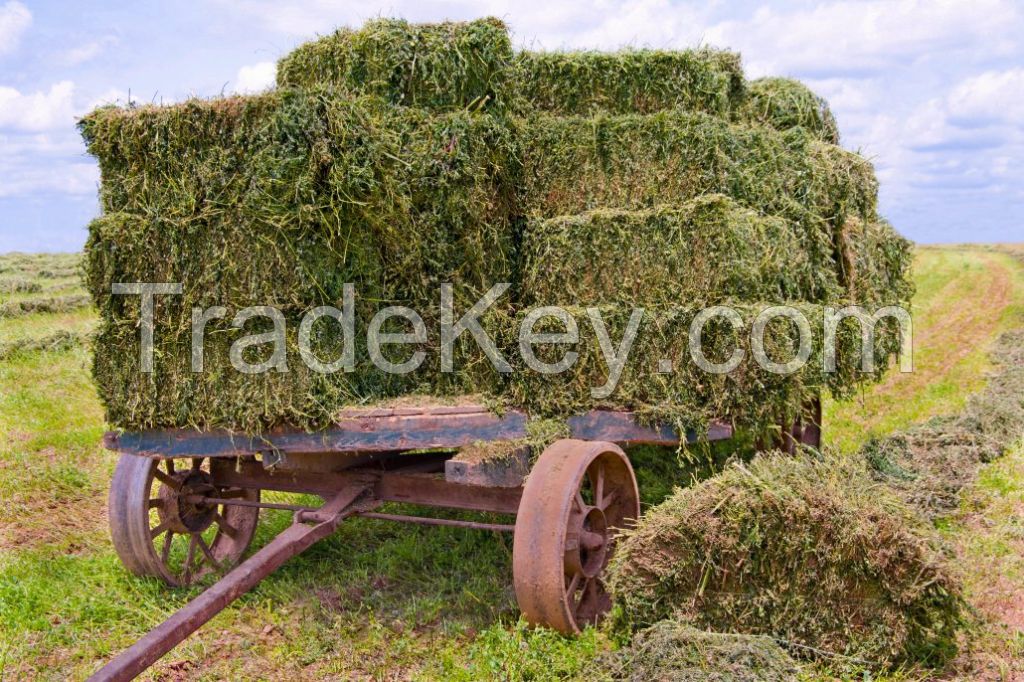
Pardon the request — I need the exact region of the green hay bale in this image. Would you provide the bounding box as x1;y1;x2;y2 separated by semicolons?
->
519;196;822;307
838;217;915;306
276;17;513;110
599;622;799;681
513;48;745;116
90;296;511;431
517;111;880;302
80;90;518;317
501;301;903;437
608;453;965;668
745;77;839;144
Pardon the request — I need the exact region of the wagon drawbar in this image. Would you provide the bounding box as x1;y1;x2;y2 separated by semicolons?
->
89;401;821;681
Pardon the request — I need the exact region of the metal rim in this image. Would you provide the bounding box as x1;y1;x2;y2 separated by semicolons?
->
512;439;640;634
108;454;260;587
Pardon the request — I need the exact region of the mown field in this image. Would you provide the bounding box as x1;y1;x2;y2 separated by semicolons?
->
0;246;1022;680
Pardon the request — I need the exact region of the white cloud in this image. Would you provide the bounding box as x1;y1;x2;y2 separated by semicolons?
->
705;0;1019;78
233;61;276;94
63;35;119;65
213;0;713;49
0;81;76;131
0;1;30;55
945;69;1024;126
0;158;97;197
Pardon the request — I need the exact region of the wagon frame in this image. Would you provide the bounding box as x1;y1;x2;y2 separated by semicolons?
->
90;400;821;681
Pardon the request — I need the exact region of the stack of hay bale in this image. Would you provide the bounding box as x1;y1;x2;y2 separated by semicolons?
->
80;17;912;434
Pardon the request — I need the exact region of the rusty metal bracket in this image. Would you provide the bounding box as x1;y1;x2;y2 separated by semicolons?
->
87;482;376;682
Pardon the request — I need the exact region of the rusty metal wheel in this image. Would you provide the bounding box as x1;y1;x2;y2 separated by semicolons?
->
108;454;260;587
513;439;640;634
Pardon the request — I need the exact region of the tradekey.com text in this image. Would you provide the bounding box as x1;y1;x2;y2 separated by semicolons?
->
112;282;913;399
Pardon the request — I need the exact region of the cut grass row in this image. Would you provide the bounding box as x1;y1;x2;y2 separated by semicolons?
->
825;247;1024;453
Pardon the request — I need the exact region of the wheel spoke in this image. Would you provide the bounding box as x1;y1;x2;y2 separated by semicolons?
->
566;571;582;597
573;577;593;614
181;535;198;583
147;497;163;509
153;468;180;490
150;521;170;539
165;459;175;475
195;535;221;571
600;490;618;512
593;463;605;508
574;491;587;513
160;529;174;563
213;512;238;539
191;457;202;471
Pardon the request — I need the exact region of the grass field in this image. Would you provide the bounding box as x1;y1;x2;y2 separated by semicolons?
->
1;246;1022;680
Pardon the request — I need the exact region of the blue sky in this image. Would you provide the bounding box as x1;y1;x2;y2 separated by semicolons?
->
1;0;1022;252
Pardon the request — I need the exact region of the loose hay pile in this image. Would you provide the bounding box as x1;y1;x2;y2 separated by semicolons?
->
598;622;799;681
80;17;913;432
607;454;965;668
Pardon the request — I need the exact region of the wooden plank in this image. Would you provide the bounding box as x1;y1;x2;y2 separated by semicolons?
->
104;408;733;459
445;446;530;488
567;411;733;446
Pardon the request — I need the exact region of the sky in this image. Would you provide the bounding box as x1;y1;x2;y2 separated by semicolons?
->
0;0;1022;253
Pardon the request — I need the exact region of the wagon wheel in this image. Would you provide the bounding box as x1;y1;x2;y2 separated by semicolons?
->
513;439;640;634
783;396;823;452
108;454;260;587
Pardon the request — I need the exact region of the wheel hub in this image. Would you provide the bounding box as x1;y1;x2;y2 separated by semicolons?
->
565;505;609;578
157;470;218;534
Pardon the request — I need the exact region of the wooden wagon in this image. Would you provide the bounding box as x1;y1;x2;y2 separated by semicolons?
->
90;400;821;680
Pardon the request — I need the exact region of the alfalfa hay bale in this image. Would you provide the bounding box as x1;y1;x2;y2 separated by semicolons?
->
838;217;915;306
80;89;519;317
276;17;514;110
503;301;904;438
519;195;823;307
513;48;745;116
745;77;840;144
607;453;964;668
516;111;879;302
598;622;799;682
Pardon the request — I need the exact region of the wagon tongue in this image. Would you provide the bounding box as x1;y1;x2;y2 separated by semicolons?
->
88;483;375;682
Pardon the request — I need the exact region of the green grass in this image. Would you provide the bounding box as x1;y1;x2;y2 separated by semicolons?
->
825;247;1024;453
1;246;1024;680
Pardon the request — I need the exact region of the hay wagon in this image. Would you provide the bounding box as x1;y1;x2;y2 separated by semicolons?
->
90;400;821;680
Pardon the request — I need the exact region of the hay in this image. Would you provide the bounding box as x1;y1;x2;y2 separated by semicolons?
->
0;277;42;294
865;329;1024;518
513;49;745;116
744;77;839;144
607;453;965;668
0;294;91;317
838;217;915;305
80;90;518;317
276;18;513;110
519;195;825;307
501;302;903;439
598;622;799;681
0;329;89;361
517;110;880;303
79;16;914;432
